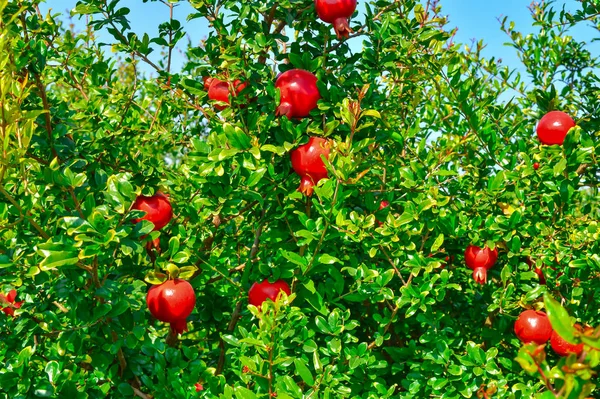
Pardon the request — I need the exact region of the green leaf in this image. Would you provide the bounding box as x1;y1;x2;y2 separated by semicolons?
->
294;358;315;385
544;293;574;343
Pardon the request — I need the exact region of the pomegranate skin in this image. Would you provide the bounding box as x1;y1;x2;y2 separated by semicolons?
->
248;279;291;307
464;245;498;284
132;192;173;231
514;310;553;344
146;279;196;334
275;69;320;119
290;137;330;196
536;111;575;145
315;0;357;39
206;78;247;110
550;325;584;357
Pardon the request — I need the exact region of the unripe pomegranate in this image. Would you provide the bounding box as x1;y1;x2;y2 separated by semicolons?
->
132;192;173;231
315;0;357;39
550;325;584;357
514;309;553;344
464;245;498;284
248;279;291;307
290;137;330;196
536;111;575;145
146;279;196;334
275;69;320;119
205;77;247;110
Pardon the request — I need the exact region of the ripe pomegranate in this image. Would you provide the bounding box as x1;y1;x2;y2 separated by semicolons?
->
290;137;330;196
0;289;23;317
464;245;498;284
205;77;247;110
533;162;540;170
146;279;196;334
132;192;173;231
248;279;291;307
514;309;553;344
550;325;584;357
536;111;575;145
376;200;390;226
275;69;320;119
315;0;357;39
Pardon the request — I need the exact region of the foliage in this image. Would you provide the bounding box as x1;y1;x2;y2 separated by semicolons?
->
1;0;599;398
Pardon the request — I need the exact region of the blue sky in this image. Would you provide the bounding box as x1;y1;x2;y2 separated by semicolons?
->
40;0;597;76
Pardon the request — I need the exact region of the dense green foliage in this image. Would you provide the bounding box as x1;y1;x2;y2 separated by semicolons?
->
1;0;600;398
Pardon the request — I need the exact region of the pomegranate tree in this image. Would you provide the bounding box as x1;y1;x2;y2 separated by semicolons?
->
275;69;320;119
290;137;331;196
464;245;498;284
132;192;173;231
204;77;247;110
248;279;291;307
536;111;576;145
146;279;196;334
514;309;553;344
315;0;357;39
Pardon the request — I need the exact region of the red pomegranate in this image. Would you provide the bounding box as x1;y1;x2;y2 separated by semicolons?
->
146;279;196;335
248;279;291;307
205;77;247;110
514;309;553;344
536;111;575;145
290;137;330;196
464;245;498;284
376;200;390;226
0;289;23;317
275;69;320;119
315;0;357;39
132;192;173;231
533;162;540;170
550;325;585;357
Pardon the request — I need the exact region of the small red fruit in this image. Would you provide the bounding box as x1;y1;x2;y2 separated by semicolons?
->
536;111;575;145
315;0;357;39
275;69;320;119
206;77;247;110
533;162;540;170
290;137;330;196
514;309;553;344
0;289;24;317
464;245;498;284
195;383;204;392
132;192;173;231
248;279;291;307
550;325;584;357
146;279;196;335
376;200;390;226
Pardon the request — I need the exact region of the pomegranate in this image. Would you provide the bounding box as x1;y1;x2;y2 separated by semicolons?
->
290;137;330;196
275;69;320;119
376;200;390;226
533;162;540;170
464;245;498;284
132;192;173;231
205;77;247;110
315;0;357;39
514;309;553;344
146;279;196;334
0;289;23;317
536;111;575;145
550;325;584;357
248;279;291;307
